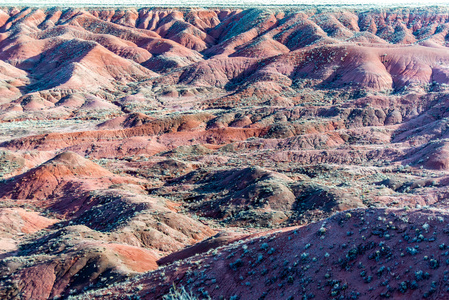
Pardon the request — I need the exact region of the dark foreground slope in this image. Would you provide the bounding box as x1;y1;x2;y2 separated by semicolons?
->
78;208;449;299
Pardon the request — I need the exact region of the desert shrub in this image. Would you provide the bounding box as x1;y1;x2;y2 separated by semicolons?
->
163;285;201;300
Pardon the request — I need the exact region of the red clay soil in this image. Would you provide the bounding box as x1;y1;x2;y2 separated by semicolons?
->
3;6;449;300
0;151;139;213
0;207;58;254
84;208;449;300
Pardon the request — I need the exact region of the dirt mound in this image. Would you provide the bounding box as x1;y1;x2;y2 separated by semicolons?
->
97;112;156;129
154;167;296;226
0;190;216;299
154;165;366;227
0;225;159;300
69;190;215;253
0;151;113;200
82;208;449;300
0;208;57;236
0;152;140;217
0;207;58;255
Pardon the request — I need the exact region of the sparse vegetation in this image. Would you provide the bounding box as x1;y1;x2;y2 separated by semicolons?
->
1;5;449;300
163;285;199;300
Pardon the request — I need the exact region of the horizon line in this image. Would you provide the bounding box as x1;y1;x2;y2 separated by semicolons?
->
2;1;449;9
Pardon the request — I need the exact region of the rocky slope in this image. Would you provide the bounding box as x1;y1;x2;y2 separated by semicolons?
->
77;208;449;299
1;5;449;300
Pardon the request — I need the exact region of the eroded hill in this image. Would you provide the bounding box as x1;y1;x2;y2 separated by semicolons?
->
1;5;449;300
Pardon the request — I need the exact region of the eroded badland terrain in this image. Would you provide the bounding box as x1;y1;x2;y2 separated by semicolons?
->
2;5;449;299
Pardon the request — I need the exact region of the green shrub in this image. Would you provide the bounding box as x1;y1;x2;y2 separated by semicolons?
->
163;285;201;300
